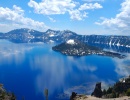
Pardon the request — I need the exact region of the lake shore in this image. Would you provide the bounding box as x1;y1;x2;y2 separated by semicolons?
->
74;95;130;100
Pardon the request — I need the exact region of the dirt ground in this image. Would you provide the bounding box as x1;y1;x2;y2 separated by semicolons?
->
75;95;130;100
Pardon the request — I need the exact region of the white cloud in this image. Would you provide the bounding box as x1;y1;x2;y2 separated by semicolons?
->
95;0;130;34
0;5;48;32
69;9;88;20
82;0;104;2
28;0;103;21
79;3;103;10
69;2;102;20
48;16;56;22
28;0;76;15
13;5;24;15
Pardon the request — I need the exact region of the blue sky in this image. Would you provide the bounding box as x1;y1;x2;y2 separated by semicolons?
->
0;0;129;35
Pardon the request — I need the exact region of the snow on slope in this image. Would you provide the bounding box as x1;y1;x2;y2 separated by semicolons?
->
66;39;75;44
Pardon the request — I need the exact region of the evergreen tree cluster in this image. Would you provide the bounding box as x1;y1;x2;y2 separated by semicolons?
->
102;76;130;98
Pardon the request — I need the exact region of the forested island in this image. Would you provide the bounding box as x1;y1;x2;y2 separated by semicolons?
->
52;39;126;58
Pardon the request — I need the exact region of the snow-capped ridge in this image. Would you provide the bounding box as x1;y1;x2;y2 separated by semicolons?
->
1;28;130;53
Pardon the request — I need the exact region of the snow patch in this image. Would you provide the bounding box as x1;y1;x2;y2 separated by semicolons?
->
49;34;54;37
126;45;130;48
109;40;112;45
66;39;75;44
50;40;54;42
117;42;120;46
116;41;120;46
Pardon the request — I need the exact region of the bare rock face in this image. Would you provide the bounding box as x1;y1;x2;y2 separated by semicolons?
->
70;92;77;100
91;82;102;98
0;84;16;100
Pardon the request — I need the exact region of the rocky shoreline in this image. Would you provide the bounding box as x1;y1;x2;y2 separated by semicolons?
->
0;84;16;100
73;95;130;100
71;76;130;100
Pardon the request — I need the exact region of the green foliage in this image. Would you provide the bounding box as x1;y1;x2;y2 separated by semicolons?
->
0;92;6;99
112;91;116;98
102;76;130;98
116;92;119;98
125;78;130;83
107;87;113;94
113;83;121;93
126;88;130;96
102;89;107;95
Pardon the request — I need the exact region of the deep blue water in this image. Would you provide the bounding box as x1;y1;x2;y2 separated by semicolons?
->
0;40;130;100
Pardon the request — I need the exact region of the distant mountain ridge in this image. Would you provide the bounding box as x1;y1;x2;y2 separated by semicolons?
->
0;28;78;43
0;28;130;52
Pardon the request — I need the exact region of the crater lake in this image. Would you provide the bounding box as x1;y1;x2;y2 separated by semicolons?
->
0;40;130;100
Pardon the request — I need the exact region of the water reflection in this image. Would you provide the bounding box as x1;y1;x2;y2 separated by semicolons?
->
0;41;33;66
30;54;98;96
0;40;130;100
30;49;130;99
114;54;130;77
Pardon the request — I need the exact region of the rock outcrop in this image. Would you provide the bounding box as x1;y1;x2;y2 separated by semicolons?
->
70;92;77;100
0;84;16;100
91;82;102;98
